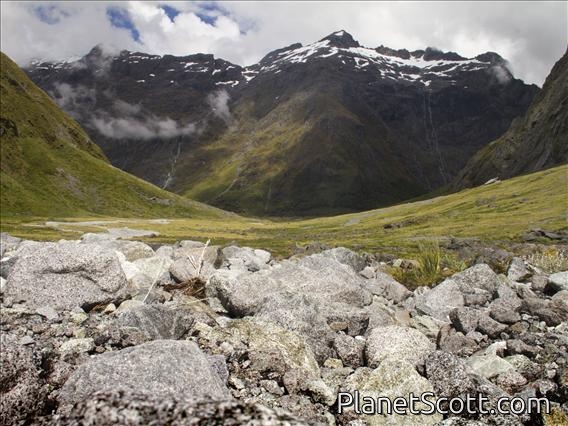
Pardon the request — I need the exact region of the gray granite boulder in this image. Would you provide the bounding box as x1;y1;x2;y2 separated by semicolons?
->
206;252;373;361
116;304;196;340
548;271;568;293
366;325;435;368
5;242;130;310
0;233;21;257
343;358;442;426
0;335;45;425
58;340;231;412
365;271;412;303
318;247;366;272
197;317;321;387
221;246;271;272
53;391;302;426
415;264;500;321
507;257;531;282
207;252;372;317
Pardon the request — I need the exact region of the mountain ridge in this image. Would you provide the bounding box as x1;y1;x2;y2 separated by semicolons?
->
453;48;568;189
24;31;539;216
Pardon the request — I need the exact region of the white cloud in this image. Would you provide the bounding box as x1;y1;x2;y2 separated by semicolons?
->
49;82;197;139
206;90;231;123
0;2;138;62
1;1;566;86
91;115;196;140
50;82;96;118
126;1;241;56
92;97;197;140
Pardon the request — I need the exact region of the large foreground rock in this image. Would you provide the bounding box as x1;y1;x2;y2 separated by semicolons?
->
198;317;321;381
207;250;372;317
343;358;442;426
53;391;303;425
415;264;500;321
5;242;130;310
0;335;45;425
58;340;231;412
366;326;435;368
207;250;373;360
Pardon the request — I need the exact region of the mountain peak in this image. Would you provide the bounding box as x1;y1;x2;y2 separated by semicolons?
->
475;51;506;65
320;30;360;48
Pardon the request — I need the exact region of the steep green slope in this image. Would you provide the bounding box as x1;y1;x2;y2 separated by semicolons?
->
182;89;422;216
0;52;226;219
453;49;568;189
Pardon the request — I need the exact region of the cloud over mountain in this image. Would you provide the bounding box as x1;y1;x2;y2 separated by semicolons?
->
1;1;566;86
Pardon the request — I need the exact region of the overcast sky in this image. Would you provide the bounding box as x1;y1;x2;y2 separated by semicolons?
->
1;1;566;86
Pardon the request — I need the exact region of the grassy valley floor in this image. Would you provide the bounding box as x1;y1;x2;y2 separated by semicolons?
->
2;165;566;258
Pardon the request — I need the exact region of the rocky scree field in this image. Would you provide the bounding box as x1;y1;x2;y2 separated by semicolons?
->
1;231;567;425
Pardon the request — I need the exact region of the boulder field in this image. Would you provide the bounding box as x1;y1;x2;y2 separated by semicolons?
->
1;232;567;425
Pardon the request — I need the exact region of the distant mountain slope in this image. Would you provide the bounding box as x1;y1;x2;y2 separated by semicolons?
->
26;31;538;216
0;52;226;219
453;49;568;189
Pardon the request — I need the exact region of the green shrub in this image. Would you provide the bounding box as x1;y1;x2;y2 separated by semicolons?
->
389;240;467;289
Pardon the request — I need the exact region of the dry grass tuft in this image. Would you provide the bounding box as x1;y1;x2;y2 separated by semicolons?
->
526;248;568;274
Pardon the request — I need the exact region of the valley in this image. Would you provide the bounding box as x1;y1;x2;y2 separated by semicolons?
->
2;164;566;258
25;31;539;216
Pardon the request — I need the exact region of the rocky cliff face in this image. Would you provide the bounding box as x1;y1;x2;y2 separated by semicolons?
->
26;31;539;215
453;49;568;189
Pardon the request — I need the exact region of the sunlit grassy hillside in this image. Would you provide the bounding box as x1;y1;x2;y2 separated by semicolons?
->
0;52;227;220
2;165;566;257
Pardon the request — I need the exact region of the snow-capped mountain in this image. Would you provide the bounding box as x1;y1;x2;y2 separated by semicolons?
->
244;30;512;89
25;31;538;216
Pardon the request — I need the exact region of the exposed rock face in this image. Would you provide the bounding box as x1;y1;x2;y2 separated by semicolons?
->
115;304;196;340
425;351;477;403
549;271;568;293
25;32;538;216
366;271;412;303
221;246;272;272
58;340;231;412
0;233;21;258
343;358;443;426
80;234;155;262
5;242;130;310
454;49;568;189
200;317;321;380
207;251;372;317
206;250;372;361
